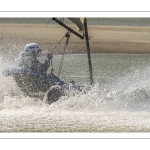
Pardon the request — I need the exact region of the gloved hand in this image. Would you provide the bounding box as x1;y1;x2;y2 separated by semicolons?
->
47;52;52;60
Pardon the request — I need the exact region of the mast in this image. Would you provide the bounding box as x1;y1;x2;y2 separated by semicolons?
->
52;18;94;85
84;18;94;85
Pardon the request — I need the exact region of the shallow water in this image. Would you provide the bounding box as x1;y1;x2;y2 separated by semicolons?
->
1;45;150;132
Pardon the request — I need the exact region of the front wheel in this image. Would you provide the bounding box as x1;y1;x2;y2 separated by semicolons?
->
44;85;64;105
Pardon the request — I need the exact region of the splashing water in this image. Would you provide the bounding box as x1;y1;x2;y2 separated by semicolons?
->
1;52;150;132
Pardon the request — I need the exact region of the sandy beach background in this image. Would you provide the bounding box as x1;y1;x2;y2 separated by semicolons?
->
0;24;150;54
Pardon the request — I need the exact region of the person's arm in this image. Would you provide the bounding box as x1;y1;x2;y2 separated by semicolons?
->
38;59;50;72
31;53;52;73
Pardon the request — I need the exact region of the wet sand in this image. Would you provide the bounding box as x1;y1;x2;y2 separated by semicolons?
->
0;24;150;54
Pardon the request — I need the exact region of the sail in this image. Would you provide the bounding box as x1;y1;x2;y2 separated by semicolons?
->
68;18;84;32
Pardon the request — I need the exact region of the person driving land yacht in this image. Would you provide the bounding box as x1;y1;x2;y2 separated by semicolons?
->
19;43;52;73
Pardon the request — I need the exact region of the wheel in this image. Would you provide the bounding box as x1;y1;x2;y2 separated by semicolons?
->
44;85;64;105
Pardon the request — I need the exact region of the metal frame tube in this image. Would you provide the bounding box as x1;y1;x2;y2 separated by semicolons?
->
84;18;94;85
52;18;84;39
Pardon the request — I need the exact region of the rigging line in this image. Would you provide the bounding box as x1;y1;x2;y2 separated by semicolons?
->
50;59;54;74
57;31;70;77
45;17;64;27
45;18;53;27
51;34;66;53
57;47;67;77
48;32;70;74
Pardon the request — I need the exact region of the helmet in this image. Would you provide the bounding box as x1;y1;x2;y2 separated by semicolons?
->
24;43;41;55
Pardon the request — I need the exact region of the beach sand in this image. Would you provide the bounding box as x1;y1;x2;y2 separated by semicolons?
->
0;24;150;54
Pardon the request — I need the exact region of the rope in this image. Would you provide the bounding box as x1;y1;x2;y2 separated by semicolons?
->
49;33;69;74
51;34;66;53
57;31;70;77
50;59;54;74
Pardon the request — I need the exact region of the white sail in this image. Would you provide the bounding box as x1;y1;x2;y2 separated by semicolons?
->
68;18;84;32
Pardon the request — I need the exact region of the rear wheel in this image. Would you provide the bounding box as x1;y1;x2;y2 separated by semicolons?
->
44;85;64;105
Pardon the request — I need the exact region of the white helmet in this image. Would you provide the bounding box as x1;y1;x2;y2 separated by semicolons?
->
24;43;41;55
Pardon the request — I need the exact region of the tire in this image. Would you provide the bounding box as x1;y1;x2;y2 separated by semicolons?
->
44;85;64;105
